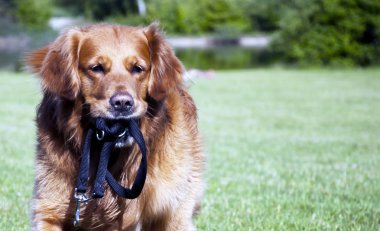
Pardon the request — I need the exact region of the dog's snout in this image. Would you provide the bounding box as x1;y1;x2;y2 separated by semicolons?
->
110;92;134;111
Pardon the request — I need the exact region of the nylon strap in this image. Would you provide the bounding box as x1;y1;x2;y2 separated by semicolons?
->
75;118;147;199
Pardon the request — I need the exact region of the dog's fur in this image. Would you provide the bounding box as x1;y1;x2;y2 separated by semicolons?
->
27;23;205;231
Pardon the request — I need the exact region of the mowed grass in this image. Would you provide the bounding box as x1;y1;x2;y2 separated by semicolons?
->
0;69;379;230
0;71;39;230
191;69;380;230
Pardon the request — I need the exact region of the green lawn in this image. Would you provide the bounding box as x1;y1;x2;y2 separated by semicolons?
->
1;69;380;230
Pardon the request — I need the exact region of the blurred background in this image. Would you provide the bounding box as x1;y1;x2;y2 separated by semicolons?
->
1;1;380;230
0;0;379;71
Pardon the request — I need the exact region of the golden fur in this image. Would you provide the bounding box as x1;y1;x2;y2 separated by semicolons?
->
27;23;205;231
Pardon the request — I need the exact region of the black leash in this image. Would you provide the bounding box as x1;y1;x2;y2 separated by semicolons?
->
73;118;147;226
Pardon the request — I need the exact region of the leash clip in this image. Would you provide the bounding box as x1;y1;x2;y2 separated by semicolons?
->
73;188;92;227
118;128;127;138
96;130;105;141
96;128;126;140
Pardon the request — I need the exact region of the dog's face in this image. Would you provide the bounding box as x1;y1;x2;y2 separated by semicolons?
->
27;23;183;121
78;26;151;120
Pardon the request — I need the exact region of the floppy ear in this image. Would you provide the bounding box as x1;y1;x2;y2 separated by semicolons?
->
26;29;81;100
144;23;184;101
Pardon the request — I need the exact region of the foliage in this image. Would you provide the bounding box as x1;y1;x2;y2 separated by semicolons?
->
55;0;139;20
2;0;380;66
144;0;250;36
15;0;53;30
198;0;250;36
118;0;378;66
238;0;282;32
271;0;380;66
145;0;202;34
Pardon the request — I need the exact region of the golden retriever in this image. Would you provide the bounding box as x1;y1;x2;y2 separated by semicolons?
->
27;23;205;231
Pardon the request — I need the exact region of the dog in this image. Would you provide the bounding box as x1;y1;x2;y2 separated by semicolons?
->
26;23;205;231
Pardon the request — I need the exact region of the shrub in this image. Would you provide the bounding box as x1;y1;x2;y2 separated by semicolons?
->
15;0;53;30
272;0;380;66
145;0;249;36
198;0;250;36
239;0;282;32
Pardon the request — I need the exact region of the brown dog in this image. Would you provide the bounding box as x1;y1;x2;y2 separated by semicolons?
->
27;23;205;231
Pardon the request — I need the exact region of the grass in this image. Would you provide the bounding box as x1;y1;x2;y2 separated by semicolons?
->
0;69;380;230
0;71;39;230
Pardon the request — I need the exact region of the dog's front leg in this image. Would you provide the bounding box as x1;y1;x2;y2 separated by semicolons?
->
31;216;63;231
142;206;197;231
142;216;196;231
31;198;67;231
31;222;62;231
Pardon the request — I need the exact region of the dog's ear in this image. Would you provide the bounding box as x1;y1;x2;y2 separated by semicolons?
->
26;29;81;100
144;23;184;101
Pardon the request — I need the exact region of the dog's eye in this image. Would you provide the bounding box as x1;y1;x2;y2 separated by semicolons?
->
90;64;104;73
131;65;144;74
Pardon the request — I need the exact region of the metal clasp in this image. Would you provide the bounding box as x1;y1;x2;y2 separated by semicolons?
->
73;188;92;227
118;128;127;138
96;130;105;141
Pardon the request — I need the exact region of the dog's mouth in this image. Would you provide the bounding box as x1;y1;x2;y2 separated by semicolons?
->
95;118;136;148
106;106;145;121
109;110;134;120
83;104;143;148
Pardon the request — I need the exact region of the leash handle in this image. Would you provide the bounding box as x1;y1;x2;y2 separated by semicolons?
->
73;118;148;226
75;129;94;193
106;119;147;199
74;118;147;197
92;141;114;198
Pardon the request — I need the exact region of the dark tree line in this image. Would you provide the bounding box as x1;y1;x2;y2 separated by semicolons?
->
1;0;379;66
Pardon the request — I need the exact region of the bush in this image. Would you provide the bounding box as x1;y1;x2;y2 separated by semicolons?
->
198;0;250;36
15;0;53;30
145;0;249;36
271;0;380;66
239;0;281;32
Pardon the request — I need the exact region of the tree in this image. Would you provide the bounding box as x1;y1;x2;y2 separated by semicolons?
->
55;0;140;21
15;0;52;30
146;0;249;35
272;0;380;66
199;0;249;35
239;0;282;32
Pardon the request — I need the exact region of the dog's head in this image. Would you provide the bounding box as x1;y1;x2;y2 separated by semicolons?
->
27;23;183;121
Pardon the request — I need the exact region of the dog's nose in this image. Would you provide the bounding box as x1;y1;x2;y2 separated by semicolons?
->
110;92;134;112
